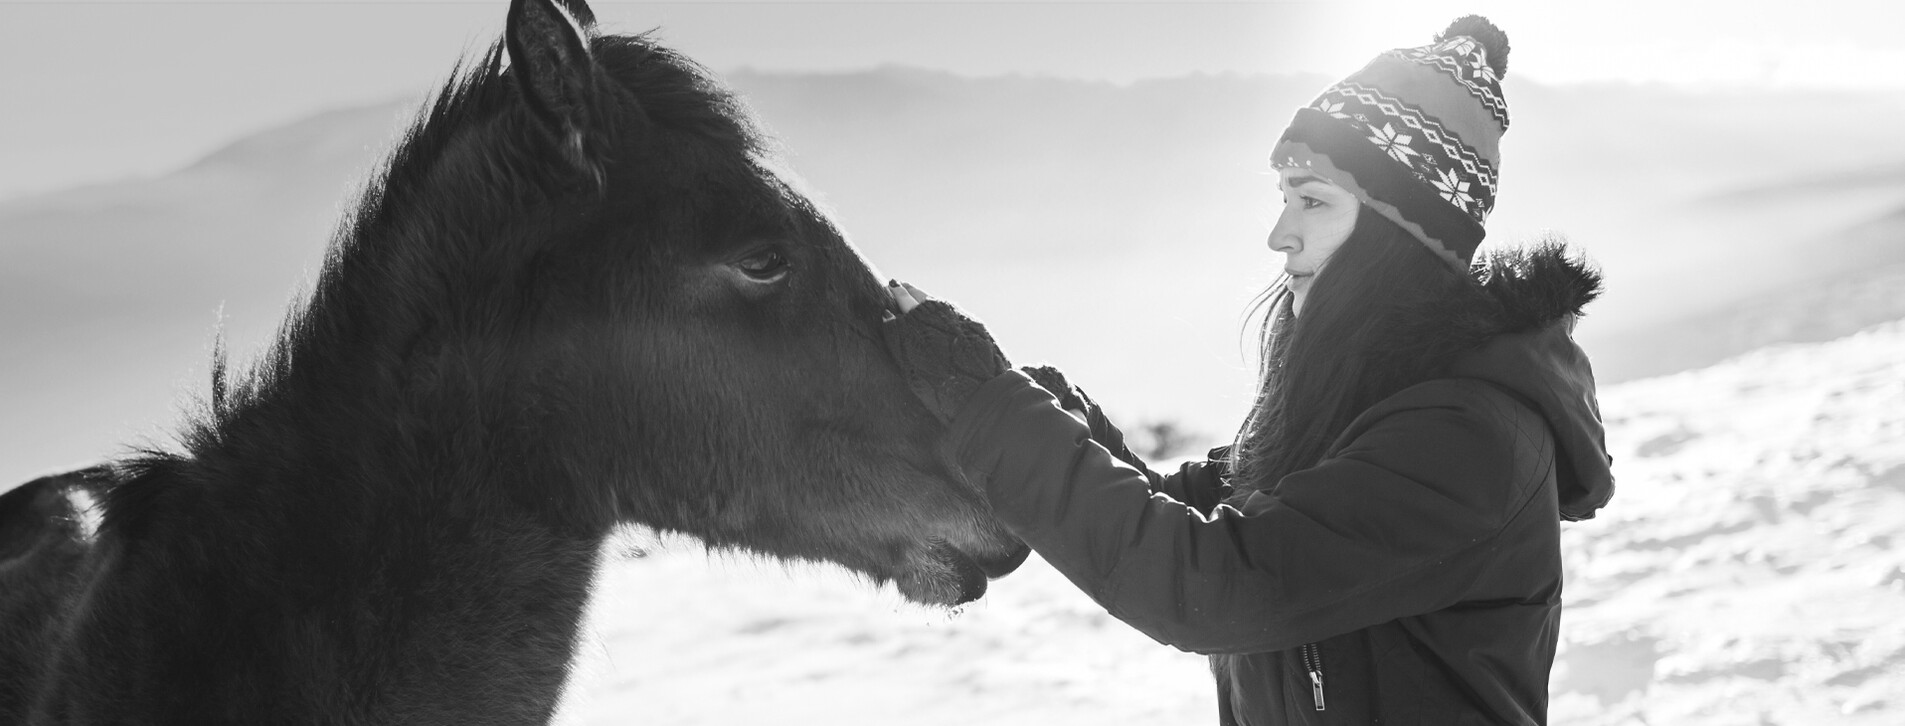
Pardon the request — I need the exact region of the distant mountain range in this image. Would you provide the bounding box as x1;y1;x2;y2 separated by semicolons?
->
4;67;1904;483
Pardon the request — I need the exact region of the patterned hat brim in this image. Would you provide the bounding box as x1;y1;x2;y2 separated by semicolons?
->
1273;108;1485;270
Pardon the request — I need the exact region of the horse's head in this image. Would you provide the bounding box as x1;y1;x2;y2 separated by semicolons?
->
323;0;1025;605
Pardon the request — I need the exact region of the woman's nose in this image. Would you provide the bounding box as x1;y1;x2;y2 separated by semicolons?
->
1267;213;1300;254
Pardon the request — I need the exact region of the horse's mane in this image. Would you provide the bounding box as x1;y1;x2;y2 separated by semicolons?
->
101;31;771;541
355;33;769;242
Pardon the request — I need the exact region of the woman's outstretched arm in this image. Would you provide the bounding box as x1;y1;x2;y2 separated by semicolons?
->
950;371;1547;655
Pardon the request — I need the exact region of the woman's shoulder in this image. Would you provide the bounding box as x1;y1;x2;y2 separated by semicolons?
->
1336;378;1555;470
1368;378;1543;424
1309;379;1556;515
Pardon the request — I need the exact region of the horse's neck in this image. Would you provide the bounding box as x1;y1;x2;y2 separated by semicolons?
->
70;404;610;722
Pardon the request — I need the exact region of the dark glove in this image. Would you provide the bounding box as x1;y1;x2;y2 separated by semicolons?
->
1018;364;1088;414
882;299;1011;424
1019;364;1148;473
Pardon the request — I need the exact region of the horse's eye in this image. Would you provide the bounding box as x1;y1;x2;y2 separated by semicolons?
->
734;250;791;283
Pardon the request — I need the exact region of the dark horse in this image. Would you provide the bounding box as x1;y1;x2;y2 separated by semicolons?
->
0;0;1027;722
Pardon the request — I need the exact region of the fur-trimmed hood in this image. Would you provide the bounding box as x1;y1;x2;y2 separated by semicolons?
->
1442;242;1615;521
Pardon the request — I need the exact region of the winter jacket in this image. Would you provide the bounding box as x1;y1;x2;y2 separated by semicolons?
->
946;248;1614;725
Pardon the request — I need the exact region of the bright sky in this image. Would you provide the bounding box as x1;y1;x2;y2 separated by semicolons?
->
3;0;1903;200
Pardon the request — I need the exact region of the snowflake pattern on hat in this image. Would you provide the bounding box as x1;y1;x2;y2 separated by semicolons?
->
1367;124;1421;165
1387;36;1510;130
1307;83;1499;222
1430;167;1476;209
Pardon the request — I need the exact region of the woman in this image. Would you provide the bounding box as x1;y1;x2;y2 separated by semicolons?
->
882;16;1614;725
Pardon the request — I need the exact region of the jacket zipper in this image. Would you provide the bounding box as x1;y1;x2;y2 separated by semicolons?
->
1301;642;1326;711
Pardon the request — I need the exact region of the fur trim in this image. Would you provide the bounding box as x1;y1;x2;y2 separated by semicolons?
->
1474;240;1603;334
1361;241;1602;379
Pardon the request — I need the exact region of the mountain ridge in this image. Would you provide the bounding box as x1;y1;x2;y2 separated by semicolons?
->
4;66;1904;485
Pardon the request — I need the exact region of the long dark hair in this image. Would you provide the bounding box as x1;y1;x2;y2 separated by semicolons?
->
1231;205;1480;490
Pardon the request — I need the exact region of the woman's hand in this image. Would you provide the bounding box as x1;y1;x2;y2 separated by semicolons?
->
880;280;1010;424
886;281;1094;426
887;280;930;315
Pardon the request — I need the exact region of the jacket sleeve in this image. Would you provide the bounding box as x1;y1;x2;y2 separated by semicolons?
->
1049;378;1233;513
950;371;1546;656
1079;402;1233;514
1148;458;1233;516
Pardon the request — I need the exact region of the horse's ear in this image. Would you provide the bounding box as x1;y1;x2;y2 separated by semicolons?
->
506;0;602;184
553;0;596;30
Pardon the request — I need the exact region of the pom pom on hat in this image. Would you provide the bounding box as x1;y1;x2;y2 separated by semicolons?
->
1436;15;1510;78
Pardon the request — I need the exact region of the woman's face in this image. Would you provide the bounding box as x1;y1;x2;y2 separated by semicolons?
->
1269;167;1360;317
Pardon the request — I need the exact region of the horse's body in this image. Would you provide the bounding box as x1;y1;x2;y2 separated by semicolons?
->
0;1;1025;722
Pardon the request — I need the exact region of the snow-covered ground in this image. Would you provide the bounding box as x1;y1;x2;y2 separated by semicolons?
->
1552;321;1905;724
555;321;1905;725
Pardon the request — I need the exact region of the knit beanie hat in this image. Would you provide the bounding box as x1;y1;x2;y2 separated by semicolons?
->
1271;15;1510;269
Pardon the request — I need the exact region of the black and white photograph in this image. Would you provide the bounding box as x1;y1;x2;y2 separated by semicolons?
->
2;1;1902;724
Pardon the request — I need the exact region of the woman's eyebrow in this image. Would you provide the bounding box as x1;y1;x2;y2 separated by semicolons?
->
1282;173;1328;189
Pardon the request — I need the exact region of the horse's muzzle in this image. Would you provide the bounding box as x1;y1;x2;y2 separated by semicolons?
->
895;537;1026;606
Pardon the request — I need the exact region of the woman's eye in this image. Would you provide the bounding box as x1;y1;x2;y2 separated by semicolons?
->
1302;196;1323;210
735;250;791;281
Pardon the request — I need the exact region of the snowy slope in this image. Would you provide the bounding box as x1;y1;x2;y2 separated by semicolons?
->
560;541;1217;725
1552;321;1905;724
554;320;1905;725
